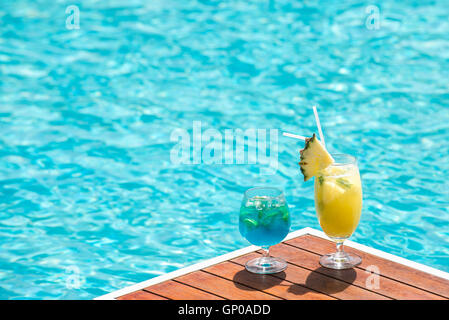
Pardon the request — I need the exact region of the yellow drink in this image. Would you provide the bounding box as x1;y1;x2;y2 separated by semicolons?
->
314;162;362;239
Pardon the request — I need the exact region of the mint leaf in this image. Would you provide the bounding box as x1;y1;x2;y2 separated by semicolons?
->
281;207;290;222
317;176;324;185
336;178;352;189
243;218;258;229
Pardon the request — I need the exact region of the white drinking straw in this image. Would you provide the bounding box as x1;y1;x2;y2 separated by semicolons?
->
312;105;326;147
282;132;306;141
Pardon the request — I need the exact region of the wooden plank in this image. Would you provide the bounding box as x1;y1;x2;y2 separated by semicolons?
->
286;235;449;298
175;270;282;300
231;252;389;300
114;232;449;301
270;242;445;300
145;280;224;300
117;290;168;300
203;261;335;300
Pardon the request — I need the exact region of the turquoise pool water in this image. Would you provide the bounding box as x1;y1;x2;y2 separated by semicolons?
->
1;0;449;299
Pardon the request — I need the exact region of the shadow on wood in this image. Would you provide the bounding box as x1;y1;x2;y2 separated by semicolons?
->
232;269;286;291
303;267;357;294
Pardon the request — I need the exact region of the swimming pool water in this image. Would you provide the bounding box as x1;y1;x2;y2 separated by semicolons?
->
1;0;448;299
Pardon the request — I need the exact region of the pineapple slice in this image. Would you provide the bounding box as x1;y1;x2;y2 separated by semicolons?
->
299;134;334;181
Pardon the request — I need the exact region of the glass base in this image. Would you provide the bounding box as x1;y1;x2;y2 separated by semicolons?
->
319;252;361;270
245;256;287;274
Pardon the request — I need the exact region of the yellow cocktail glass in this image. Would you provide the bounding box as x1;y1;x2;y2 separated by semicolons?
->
314;154;363;269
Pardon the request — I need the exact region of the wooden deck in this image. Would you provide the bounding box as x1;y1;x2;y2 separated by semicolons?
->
96;228;449;300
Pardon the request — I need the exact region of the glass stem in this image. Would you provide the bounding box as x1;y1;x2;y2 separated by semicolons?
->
335;241;345;259
262;246;270;258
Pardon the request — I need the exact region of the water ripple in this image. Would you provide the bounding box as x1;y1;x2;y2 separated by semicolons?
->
1;0;449;299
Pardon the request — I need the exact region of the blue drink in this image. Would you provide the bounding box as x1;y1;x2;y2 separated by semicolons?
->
239;188;291;274
239;199;291;247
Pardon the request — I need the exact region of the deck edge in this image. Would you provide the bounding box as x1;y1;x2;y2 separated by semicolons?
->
95;227;449;300
94;228;311;300
305;228;449;281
